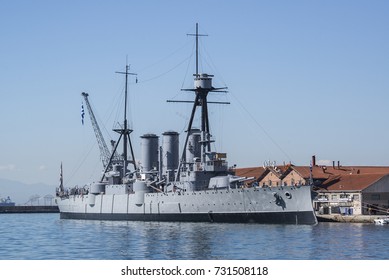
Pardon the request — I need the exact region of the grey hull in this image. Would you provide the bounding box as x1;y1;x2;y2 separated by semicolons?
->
57;185;317;225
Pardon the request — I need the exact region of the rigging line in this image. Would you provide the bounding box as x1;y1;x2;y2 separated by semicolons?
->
88;155;104;182
137;40;192;74
64;138;97;187
112;84;126;128
85;94;115;147
229;90;294;163
181;39;196;89
116;88;125;124
199;37;207;74
200;39;228;88
214;104;225;152
104;88;123;136
125;78;135;130
137;54;193;84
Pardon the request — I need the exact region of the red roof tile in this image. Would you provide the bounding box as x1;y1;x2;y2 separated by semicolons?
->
236;165;389;191
320;173;386;192
234;166;266;180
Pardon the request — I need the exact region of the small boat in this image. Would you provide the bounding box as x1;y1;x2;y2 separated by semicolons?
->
373;217;389;225
0;196;15;207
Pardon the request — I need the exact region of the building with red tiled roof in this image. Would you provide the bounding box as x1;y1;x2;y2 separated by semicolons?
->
235;157;389;215
315;172;389;215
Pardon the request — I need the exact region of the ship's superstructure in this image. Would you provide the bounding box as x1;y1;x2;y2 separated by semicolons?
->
55;24;317;225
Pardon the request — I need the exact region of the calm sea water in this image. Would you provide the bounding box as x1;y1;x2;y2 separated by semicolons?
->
0;213;389;260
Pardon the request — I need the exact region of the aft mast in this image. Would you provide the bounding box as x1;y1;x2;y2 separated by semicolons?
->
100;64;137;182
116;65;138;173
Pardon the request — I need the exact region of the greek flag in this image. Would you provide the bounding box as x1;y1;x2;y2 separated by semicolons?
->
59;162;64;192
81;104;85;125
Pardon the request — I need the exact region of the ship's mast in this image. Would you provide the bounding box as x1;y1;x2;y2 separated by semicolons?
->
116;65;137;174
193;23;202;77
100;64;137;182
172;23;228;181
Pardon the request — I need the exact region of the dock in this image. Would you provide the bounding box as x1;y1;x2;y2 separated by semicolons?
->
0;205;59;214
317;214;387;223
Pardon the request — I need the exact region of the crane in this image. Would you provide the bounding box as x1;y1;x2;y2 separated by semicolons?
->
81;92;118;169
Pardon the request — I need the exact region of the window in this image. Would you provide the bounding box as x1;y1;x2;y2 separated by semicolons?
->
331;194;337;200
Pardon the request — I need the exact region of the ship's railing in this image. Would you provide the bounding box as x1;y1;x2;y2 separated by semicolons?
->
56;186;89;198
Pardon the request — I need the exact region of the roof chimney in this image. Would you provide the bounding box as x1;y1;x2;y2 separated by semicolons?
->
333;161;335;169
312;155;316;167
338;161;340;169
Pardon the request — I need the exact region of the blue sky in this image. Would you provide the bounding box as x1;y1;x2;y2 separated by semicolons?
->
1;0;389;190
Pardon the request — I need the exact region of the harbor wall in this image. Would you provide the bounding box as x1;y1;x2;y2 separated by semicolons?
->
317;214;386;223
0;205;59;214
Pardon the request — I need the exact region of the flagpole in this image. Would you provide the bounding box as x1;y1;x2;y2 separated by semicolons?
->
59;162;64;192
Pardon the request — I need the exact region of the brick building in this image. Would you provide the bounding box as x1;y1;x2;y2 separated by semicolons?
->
235;159;389;215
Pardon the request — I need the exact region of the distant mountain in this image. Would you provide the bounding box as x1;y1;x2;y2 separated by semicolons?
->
0;178;56;205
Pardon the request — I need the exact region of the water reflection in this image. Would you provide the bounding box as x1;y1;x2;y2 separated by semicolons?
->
53;219;389;259
109;222;317;259
309;223;389;259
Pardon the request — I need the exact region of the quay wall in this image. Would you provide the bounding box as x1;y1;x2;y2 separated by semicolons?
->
317;214;386;223
0;205;59;214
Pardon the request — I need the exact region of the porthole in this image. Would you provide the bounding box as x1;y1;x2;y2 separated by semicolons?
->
285;192;292;199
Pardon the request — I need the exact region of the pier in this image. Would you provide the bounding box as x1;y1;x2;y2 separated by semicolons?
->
0;205;59;214
317;214;388;223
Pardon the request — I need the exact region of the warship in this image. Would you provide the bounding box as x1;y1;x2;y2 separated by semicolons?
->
55;24;317;225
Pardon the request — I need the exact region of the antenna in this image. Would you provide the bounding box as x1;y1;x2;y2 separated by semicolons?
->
115;64;137;122
187;23;208;76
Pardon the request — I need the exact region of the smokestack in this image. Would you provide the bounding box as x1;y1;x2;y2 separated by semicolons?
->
312;155;316;167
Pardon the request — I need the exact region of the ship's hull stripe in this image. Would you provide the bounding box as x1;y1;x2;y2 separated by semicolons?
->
60;211;317;225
